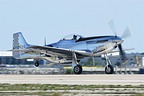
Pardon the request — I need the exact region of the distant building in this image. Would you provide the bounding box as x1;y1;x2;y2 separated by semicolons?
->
0;51;34;65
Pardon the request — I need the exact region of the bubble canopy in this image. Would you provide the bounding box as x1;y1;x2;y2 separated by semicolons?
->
62;34;83;41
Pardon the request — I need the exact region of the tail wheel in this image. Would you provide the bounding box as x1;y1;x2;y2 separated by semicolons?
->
35;61;39;67
105;65;114;74
74;65;83;74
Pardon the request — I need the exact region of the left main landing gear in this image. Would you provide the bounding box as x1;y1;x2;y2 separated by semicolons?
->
104;54;114;74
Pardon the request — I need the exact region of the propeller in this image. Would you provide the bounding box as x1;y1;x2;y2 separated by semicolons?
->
121;27;131;39
108;19;117;36
108;19;130;64
118;44;128;64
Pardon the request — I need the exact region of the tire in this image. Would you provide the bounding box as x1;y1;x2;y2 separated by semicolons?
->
74;65;83;74
105;65;114;74
35;61;39;67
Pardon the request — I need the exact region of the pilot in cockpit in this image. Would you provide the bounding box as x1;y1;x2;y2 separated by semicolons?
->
73;35;77;40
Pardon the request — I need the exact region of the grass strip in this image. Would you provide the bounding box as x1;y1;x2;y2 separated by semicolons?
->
0;84;143;91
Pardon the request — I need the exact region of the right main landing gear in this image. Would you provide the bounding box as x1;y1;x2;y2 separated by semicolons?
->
104;54;114;74
73;65;83;74
105;64;114;74
72;52;83;74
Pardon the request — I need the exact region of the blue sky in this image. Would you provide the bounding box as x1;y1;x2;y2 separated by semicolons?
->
0;0;143;52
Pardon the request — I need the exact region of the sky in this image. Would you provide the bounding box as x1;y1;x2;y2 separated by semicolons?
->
0;0;143;52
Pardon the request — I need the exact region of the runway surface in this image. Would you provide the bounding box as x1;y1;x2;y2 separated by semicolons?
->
0;74;144;85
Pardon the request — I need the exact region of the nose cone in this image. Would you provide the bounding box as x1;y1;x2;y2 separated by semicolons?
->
113;36;123;44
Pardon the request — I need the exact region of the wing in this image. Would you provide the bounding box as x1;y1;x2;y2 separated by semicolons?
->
27;46;93;59
109;48;135;54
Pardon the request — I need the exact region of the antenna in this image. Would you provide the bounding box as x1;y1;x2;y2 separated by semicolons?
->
44;37;46;46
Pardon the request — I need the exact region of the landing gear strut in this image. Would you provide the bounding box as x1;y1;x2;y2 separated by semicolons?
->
104;54;114;74
72;52;83;74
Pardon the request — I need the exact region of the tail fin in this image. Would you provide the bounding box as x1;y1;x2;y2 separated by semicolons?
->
13;32;29;49
13;32;29;59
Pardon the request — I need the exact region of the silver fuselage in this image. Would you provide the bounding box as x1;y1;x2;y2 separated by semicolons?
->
47;35;123;55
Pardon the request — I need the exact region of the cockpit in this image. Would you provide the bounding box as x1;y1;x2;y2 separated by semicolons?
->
62;34;83;41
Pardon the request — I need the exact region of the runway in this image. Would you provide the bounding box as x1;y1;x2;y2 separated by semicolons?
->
0;74;144;85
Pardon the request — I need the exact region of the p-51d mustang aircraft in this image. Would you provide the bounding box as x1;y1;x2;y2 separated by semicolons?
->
12;20;130;74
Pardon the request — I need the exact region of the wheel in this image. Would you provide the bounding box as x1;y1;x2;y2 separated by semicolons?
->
73;65;83;74
35;61;39;67
105;65;114;74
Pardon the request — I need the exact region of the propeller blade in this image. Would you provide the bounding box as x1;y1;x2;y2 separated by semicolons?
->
121;27;131;39
108;19;117;36
118;44;128;64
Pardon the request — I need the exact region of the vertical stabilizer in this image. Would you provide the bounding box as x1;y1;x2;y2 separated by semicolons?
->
13;32;29;49
13;32;29;59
